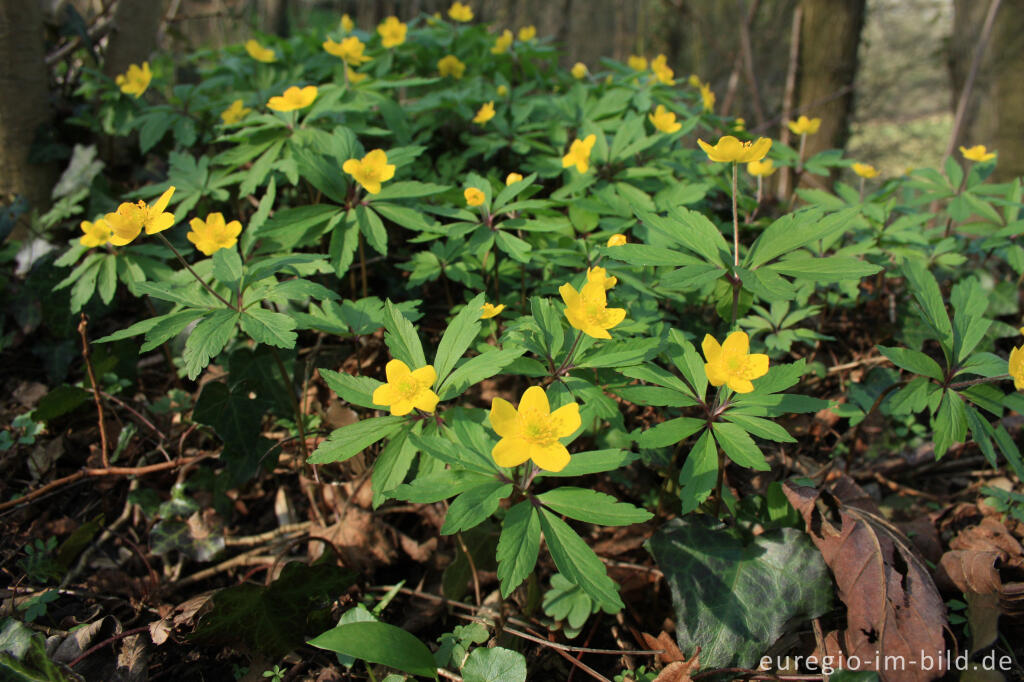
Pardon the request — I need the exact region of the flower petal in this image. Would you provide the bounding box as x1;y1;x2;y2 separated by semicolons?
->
701;334;722;363
519;385;550;415
530;442;571;472
385;359;411;382
410;365;437;388
747;353;770;380
153;186;176;214
704;362;729;387
722;331;749;356
413;388;439;413
492;437;531;468
549;402;581;438
372;383;398;407
390;398;414;416
145;212;175;235
490;398;518;438
727;377;755;394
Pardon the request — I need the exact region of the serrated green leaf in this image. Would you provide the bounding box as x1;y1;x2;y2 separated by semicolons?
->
320;368;382;409
877;345;944;381
496;501;541;597
537;488;652;526
712;421;769;470
433;293;486;386
636;417;705;449
183;309;239;380
308;416;406;465
383;299;426;368
239;308;297;348
537;508;622;612
678;429;717;514
440;481;512;535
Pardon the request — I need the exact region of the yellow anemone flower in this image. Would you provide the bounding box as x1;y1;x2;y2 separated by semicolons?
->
559;279;626;339
852;162;879;179
697;135;772;164
343;149;396;195
747;159;775;177
606;234;627;247
220;99;252;124
448;2;473;21
464;188;485;207
105;186;176;246
497;84;509;97
480;302;505;319
571;62;588;79
267;85;317;112
1009;346;1024;390
701;331;769;394
473;101;495;124
340;14;354;33
700;83;715;112
562;134;597;173
960;145;996;162
115;62;151;98
187;212;243;256
323;36;371;64
586;266;617;290
489;386;581;472
438;54;466;79
492;29;513;54
649;105;681;134
244;39;276;63
372;360;439;416
377;16;407;48
628;55;648;71
505;172;524;185
518;25;536;41
787;115;821;135
346;66;368;84
80;219;112;248
650;54;674;85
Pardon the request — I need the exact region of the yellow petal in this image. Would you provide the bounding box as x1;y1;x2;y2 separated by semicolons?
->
519;385;550;416
490;398;518;438
549;402;581;438
728;377;755;394
747;354;770;380
144;211;175;235
492;437;531;468
558;282;580;309
410;365;437;388
529;442;571;472
705;362;729;387
701;334;722;363
390;399;415;416
385;359;411;382
722;331;749;356
413;388;440;413
372;383;398;406
152;186;175;213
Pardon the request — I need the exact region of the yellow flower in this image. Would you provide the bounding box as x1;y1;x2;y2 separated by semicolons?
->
79;219;111;248
733;117;746;131
497;84;509;97
480;302;505;319
244;39;276;63
1009;346;1024;390
787;115;821;135
267;85;318;112
187;212;243;256
346;66;368;84
606;234;627;247
747;158;775;177
960;145;996;162
115;62;151;98
688;74;702;87
628;55;648;71
505;172;524;185
372;359;439;416
438;54;466;79
697;135;771;164
377;16;407;48
587;266;617;290
559;278;626;339
473;101;495;124
489;386;581;472
448;2;473;21
340;13;354;33
518;25;536;41
700;82;715;112
650;54;674;85
105;186;176;246
464;187;485;207
571;62;588;79
562;134;597;173
492;29;513;54
649;104;681;134
701;331;769;394
343;149;396;195
323;36;371;64
852;162;879;179
220;99;251;124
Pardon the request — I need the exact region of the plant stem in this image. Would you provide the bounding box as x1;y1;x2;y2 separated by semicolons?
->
78;314;109;468
553;330;584;378
157;234;237;310
730;162;742;328
271;347;309;461
948;373;1009;391
358;232;368;298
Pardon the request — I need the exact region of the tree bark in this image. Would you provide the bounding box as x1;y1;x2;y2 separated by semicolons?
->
950;0;1023;181
793;0;865;178
0;0;56;214
103;0;164;80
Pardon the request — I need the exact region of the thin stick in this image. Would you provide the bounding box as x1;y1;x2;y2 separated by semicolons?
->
944;0;1002;162
78;314;110;468
156;234;236;310
271;347;310;461
68;626;149;668
359;232;368;298
777;5;802;201
455;531;481;607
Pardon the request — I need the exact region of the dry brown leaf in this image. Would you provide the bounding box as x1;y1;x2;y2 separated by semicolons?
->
642;630;685;664
115;633;149;682
783;482;947;682
310;504;395;571
642;632;699;682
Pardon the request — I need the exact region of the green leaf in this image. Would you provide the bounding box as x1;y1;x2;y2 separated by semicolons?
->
495;230;532;263
636;417;705;449
212;248;243;293
97;254;117;304
877;345;944;381
438;348;526;401
746;208;856;268
371;181;451;201
192;380;274;484
902;259;954;354
496;501;541;597
410;431;498;476
308;416;406;465
183;309;239;380
356;205;388;255
370;427;417;505
461;646;527;682
639;207;728;266
193;562;357;659
320;369;382;409
604;243;703;267
140;309;207;352
957;352;1008;378
645;516;832;669
950;278;991;362
537;508;623;612
678;429;717;514
576;338;661;369
433;293;486;386
392;470;495;503
537;488;652;526
712;421;769;470
932;389;967;459
440;481;513;535
722;412;796;443
308;622;438;680
384;299;426;368
239;308;297;349
768;254;882;282
537;449;642;478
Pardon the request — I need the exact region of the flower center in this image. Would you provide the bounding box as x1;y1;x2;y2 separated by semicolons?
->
520;409;557;446
726;354;755;378
396;377;421;399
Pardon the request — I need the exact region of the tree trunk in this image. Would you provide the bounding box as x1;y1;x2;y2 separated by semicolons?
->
0;0;56;216
792;0;865;179
103;0;163;79
949;0;1024;181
